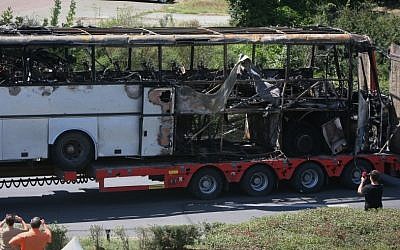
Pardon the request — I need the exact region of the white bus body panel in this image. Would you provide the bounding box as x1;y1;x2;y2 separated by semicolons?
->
141;116;174;156
0;84;176;160
143;87;174;115
141;87;174;156
0;85;141;116
2;118;48;160
98;116;140;157
48;117;98;154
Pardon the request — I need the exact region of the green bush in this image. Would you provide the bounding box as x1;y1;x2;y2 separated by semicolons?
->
46;223;69;250
138;224;201;250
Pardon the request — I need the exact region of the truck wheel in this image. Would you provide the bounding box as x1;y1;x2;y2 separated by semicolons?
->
340;159;373;189
291;162;325;193
52;131;94;172
240;165;276;196
189;168;223;200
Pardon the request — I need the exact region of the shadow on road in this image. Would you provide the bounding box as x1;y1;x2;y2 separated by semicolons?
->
1;177;399;225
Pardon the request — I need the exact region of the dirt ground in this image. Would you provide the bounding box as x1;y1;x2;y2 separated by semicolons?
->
0;0;165;22
0;0;229;26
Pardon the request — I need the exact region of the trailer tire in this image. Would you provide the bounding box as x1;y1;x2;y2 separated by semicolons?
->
240;165;276;196
291;162;325;193
52;131;94;172
340;159;373;189
189;168;223;200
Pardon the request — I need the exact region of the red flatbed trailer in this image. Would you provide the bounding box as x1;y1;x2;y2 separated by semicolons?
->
56;153;400;200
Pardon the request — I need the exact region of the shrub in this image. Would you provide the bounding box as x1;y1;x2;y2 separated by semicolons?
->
89;225;104;250
46;223;69;250
138;224;201;250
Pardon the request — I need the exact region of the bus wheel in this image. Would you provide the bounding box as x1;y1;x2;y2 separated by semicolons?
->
189;168;223;200
283;122;321;157
240;165;276;196
291;162;325;193
52;131;94;172
340;159;373;189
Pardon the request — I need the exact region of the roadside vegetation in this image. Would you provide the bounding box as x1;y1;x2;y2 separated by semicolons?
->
44;208;400;249
197;207;400;249
163;0;229;15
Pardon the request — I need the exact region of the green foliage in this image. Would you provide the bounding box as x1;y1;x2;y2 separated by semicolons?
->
46;223;69;250
227;0;376;26
330;3;400;91
137;224;201;249
15;16;23;27
163;0;228;15
89;225;104;249
113;226;130;250
65;0;77;27
43;18;49;27
50;0;62;26
0;7;13;25
197;207;400;249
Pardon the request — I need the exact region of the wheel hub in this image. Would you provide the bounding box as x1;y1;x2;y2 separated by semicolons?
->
301;169;318;188
250;172;268;191
66;145;75;154
199;175;217;194
296;134;313;154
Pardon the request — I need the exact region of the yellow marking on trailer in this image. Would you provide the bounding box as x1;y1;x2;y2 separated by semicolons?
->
168;170;179;175
149;184;165;190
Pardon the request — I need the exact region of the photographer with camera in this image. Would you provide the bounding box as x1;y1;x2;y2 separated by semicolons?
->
9;217;51;250
0;214;28;250
357;170;384;210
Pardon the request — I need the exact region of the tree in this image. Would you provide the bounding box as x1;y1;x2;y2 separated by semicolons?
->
0;7;13;25
50;0;62;26
65;0;77;27
227;0;370;27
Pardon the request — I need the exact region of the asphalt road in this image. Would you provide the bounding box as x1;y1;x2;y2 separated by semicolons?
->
0;174;399;237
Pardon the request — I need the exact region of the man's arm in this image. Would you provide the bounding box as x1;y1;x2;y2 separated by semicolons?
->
0;218;5;231
357;176;366;195
15;216;28;231
9;234;23;247
41;219;52;243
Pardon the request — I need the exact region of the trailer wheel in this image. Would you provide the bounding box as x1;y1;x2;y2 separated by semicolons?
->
52;131;94;172
340;159;373;189
240;165;276;196
291;162;325;193
189;168;223;200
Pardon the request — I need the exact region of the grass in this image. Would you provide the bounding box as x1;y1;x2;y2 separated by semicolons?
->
196;207;400;249
163;0;229;15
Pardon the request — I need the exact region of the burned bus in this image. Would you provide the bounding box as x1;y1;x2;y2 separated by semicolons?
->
0;26;398;172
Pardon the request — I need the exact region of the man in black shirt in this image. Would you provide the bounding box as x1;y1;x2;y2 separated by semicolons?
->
357;170;383;210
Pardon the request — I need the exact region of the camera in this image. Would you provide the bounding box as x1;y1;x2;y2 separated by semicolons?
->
362;171;370;178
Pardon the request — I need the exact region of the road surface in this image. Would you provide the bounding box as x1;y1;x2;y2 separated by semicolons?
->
0;174;399;237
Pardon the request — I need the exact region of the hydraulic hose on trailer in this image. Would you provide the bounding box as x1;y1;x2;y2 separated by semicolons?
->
0;176;95;189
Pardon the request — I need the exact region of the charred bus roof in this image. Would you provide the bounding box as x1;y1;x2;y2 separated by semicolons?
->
0;26;372;47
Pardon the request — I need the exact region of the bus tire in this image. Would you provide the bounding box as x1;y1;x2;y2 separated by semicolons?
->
291;162;325;193
240;165;276;196
340;159;373;189
283;122;321;157
189;168;223;200
52;131;94;172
